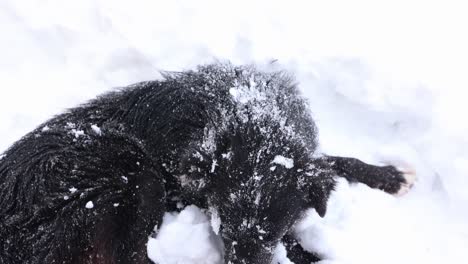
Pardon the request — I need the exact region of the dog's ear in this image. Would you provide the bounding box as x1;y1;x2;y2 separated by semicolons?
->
306;175;336;218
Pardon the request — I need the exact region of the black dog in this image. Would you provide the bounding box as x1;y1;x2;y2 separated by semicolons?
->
0;64;414;264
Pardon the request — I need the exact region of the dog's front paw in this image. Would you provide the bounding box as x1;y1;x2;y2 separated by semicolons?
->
379;164;416;196
393;167;417;197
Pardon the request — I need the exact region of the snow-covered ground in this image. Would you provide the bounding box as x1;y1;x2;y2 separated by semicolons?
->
1;1;468;263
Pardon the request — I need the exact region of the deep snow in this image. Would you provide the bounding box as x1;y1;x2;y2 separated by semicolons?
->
1;1;468;263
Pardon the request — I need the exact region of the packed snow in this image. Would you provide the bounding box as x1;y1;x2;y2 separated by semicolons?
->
85;201;94;209
147;206;223;264
1;1;468;264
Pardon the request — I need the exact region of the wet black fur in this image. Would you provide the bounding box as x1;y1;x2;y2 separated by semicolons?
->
0;64;409;264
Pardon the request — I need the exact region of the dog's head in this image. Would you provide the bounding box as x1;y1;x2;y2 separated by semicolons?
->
178;122;335;263
174;64;333;263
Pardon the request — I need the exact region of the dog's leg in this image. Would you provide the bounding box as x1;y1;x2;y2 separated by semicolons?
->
313;156;416;196
281;232;321;264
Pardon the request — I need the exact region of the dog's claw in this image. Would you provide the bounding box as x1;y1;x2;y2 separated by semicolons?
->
394;168;417;197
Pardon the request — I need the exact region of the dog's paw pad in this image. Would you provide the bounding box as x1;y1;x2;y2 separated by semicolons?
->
394;168;417;197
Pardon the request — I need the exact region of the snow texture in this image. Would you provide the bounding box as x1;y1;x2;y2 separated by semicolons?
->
272;155;294;169
209;207;221;235
91;124;102;136
1;1;468;264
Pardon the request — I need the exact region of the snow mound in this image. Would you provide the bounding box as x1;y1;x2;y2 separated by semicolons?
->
147;206;224;264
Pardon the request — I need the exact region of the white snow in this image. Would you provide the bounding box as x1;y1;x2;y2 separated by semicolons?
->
41;125;50;132
272;155;294;169
71;129;85;138
229;84;266;104
147;206;223;264
65;123;76;129
91;124;102;135
1;1;468;264
210;159;218;173
209;207;221;235
85;201;94;209
69;187;78;193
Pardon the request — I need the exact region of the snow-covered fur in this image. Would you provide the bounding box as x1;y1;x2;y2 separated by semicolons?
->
0;64;411;264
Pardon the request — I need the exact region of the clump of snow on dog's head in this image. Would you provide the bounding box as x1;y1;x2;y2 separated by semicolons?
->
272;155;294;169
228;75;267;104
192;64;318;157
